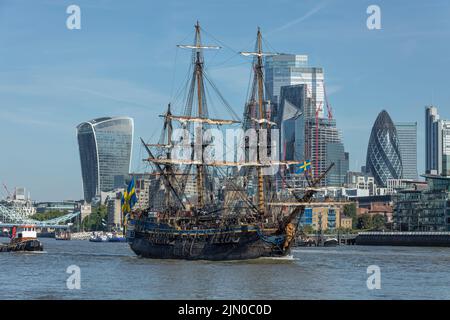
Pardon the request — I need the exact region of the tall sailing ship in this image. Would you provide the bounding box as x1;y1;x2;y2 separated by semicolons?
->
125;22;333;260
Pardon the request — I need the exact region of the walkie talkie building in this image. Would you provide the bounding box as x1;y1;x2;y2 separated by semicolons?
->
366;110;403;187
77;117;134;202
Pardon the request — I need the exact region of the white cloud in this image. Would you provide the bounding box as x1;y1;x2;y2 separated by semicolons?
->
267;1;328;35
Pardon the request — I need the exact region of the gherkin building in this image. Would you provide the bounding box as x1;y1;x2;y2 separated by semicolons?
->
366;110;403;186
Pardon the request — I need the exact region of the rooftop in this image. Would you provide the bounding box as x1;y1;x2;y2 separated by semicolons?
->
421;174;450;181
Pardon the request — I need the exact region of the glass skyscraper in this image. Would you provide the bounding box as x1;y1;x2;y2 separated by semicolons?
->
366;110;403;187
395;122;418;180
277;84;306;161
425;106;450;176
264;53;348;186
443;121;450;176
425;106;441;174
326;142;349;186
77;117;134;202
265;54;324;118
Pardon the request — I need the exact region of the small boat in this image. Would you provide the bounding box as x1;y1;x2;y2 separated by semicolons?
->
323;238;338;247
89;232;108;242
55;230;71;240
107;233;126;243
1;228;9;238
0;225;44;252
295;237;315;247
89;232;126;243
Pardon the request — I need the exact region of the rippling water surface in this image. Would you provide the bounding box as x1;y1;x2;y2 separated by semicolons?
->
1;238;449;299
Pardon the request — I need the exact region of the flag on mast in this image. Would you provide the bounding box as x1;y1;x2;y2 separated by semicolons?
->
295;160;312;174
121;177;137;214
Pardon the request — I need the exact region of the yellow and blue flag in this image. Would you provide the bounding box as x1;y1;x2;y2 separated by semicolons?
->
121;190;128;213
127;177;137;209
121;177;137;214
295;160;311;174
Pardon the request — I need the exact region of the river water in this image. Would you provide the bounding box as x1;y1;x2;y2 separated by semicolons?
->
0;238;449;299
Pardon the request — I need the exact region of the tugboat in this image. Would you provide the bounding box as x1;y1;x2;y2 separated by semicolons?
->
0;225;44;252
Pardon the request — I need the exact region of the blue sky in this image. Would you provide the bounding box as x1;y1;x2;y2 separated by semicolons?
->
1;0;449;201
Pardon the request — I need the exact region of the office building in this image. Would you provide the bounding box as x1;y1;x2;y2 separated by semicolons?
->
129;173;154;210
300;205;347;231
326;142;349;186
425;106;450;176
425;106;441;174
80;202;92;221
346;172;377;196
395;122;418;180
366;110;403;187
266;54;347;186
106;190;124;230
265;54;324;118
442;121;450;176
77;117;134;203
393;176;450;231
277;84;306;160
306;117;343;184
14;187;26;201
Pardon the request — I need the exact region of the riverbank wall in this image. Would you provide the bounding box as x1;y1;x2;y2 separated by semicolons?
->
71;232;91;240
356;232;450;247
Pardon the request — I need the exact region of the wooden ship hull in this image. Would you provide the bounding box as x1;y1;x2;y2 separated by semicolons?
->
127;225;288;260
0;239;43;252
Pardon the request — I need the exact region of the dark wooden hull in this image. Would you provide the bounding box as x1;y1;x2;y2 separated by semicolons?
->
128;228;288;261
0;239;43;252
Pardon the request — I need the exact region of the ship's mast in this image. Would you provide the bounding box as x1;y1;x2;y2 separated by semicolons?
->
143;23;305;219
255;28;266;215
175;21;222;210
194;22;205;208
240;27;275;216
165;104;173;209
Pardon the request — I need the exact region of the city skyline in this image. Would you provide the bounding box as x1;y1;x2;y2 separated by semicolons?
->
1;0;450;200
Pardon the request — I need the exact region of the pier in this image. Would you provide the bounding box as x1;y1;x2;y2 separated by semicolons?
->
301;233;358;246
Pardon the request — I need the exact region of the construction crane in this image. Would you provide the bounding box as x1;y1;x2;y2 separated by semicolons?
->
313;81;333;180
2;183;12;200
323;82;333;121
315;102;323;180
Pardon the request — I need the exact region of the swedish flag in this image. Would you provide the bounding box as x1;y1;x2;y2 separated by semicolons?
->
295;160;311;174
121;190;129;214
127;177;137;209
121;177;137;214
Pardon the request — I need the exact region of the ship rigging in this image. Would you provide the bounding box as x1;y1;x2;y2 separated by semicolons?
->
125;22;333;260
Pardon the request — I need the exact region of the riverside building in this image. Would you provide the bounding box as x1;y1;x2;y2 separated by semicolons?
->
393;176;450;231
